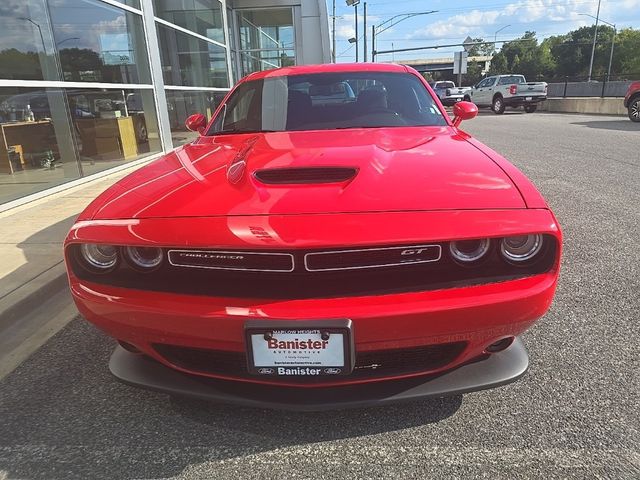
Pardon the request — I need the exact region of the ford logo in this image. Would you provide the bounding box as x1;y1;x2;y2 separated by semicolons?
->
323;368;341;375
258;368;274;375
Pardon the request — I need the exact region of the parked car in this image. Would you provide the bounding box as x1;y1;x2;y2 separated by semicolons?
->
623;81;640;122
464;74;547;114
64;63;561;410
429;81;470;106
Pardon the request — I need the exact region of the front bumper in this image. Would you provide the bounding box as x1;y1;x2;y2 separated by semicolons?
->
504;96;547;106
109;337;529;411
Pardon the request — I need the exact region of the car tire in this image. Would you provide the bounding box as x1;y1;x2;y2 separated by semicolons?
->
524;105;537;113
463;95;471;102
629;96;640;122
492;96;505;114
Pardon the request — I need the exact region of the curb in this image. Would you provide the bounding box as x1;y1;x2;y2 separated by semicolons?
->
0;262;69;330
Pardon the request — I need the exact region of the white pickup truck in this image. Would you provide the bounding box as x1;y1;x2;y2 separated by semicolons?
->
429;81;471;106
463;74;547;114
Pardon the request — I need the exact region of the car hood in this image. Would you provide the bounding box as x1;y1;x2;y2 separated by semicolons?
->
90;127;525;220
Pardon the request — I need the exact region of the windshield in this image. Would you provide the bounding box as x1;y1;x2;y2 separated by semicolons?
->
207;72;447;134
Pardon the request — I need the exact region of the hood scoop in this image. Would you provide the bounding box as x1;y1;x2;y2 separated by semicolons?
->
254;167;358;185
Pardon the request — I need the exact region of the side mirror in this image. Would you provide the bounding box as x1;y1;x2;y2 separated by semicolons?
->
452;101;478;127
185;113;207;133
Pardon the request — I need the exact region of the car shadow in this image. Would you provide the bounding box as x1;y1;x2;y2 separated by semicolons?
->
570;119;640;131
0;319;463;480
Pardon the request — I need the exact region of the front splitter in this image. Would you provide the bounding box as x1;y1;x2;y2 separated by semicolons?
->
109;338;529;411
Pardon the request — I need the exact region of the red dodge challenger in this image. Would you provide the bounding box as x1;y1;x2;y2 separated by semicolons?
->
64;63;562;410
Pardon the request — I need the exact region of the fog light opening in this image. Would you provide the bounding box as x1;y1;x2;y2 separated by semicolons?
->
484;337;515;353
118;340;142;354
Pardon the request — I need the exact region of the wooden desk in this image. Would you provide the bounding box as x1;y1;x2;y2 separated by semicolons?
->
0;121;57;174
76;117;138;161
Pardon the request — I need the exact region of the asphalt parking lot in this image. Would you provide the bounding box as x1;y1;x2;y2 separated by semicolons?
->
1;112;639;480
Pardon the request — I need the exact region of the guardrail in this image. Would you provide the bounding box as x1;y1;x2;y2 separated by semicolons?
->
542;73;639;98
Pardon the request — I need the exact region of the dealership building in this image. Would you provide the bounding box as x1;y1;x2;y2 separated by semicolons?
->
0;0;330;208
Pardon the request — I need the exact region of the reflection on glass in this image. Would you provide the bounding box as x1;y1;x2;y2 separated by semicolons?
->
166;90;226;146
112;0;141;8
66;88;162;174
49;0;151;83
0;0;59;81
154;0;225;44
0;0;149;83
238;9;294;51
157;23;229;88
0;87;81;204
0;86;162;204
241;50;294;77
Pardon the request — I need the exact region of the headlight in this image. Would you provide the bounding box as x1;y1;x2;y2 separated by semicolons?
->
79;244;118;272
449;238;490;263
124;246;164;271
500;234;543;262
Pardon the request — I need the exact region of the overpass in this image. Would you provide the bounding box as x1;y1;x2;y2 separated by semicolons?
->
383;55;492;73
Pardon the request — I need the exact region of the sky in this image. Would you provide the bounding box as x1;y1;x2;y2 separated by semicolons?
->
328;0;640;63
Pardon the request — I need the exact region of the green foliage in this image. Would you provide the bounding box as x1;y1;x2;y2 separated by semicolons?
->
487;26;639;80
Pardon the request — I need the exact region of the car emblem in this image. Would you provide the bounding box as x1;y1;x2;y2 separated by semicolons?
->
323;368;341;375
258;368;274;375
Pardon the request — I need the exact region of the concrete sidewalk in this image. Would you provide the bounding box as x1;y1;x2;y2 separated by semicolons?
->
0;164;144;378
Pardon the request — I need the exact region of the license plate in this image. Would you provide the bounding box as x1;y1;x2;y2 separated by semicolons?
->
245;320;354;376
526;96;533;101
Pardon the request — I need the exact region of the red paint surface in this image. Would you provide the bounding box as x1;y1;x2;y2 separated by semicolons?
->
65;63;562;388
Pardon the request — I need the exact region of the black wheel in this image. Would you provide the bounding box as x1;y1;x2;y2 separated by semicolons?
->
463;95;471;102
524;105;537;113
629;96;640;122
492;96;505;114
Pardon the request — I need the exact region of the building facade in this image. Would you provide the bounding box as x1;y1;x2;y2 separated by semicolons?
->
0;0;329;208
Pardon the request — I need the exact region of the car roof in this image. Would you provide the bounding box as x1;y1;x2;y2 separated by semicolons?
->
243;63;410;81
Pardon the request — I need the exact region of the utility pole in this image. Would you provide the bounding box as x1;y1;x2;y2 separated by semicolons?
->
371;25;376;62
355;3;358;62
363;2;367;62
332;0;336;63
587;0;601;81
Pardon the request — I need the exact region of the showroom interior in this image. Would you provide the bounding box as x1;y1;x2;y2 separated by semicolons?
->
0;0;330;206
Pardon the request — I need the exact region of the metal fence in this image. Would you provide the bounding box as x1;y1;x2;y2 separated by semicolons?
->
543;73;639;98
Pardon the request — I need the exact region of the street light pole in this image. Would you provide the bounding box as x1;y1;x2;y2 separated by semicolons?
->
363;2;367;62
371;11;438;62
587;0;601;81
580;13;616;79
607;24;616;78
19;17;47;55
332;0;336;63
346;0;360;62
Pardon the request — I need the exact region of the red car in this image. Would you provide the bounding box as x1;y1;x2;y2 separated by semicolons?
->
624;81;640;122
64;63;562;410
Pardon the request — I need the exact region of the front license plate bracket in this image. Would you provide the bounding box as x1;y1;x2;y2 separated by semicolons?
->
244;319;355;377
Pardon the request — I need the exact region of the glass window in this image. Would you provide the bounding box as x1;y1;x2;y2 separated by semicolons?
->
49;0;151;84
166;90;226;146
236;8;295;75
154;0;224;44
66;88;162;175
157;24;229;88
240;50;294;77
498;75;525;85
208;72;447;135
0;1;61;81
0;87;81;204
237;9;294;52
112;0;141;8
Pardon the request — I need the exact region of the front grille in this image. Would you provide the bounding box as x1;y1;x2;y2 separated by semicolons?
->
254;167;357;184
152;342;467;384
69;237;557;299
